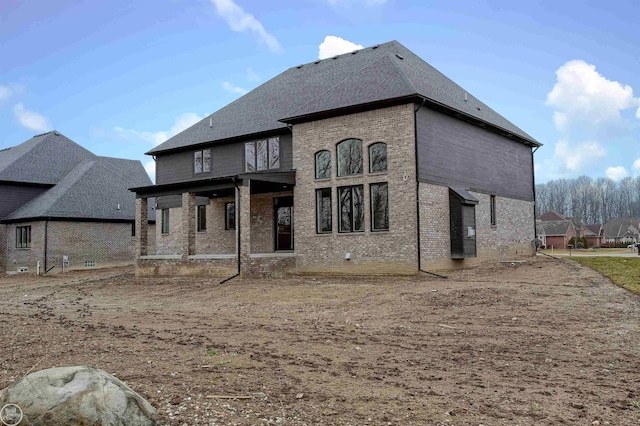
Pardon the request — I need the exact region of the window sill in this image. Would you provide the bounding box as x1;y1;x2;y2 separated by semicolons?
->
15;247;31;250
314;177;332;182
368;171;388;176
491;225;497;229
336;174;363;180
197;230;207;234
337;231;365;235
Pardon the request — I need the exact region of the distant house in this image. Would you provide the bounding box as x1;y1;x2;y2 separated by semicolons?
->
130;40;541;277
603;218;640;244
537;218;576;249
584;224;606;248
0;131;154;274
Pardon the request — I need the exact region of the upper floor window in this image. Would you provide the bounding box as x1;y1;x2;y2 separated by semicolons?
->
369;142;387;173
16;226;31;248
245;137;280;172
337;139;363;177
194;149;211;174
315;150;331;179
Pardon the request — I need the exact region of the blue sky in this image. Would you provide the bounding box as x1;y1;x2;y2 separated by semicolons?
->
1;0;638;183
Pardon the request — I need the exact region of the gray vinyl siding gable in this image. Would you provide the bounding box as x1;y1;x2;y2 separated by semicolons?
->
0;184;49;220
155;132;293;185
416;107;533;201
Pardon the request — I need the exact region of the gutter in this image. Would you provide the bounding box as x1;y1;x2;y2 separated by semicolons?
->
220;177;241;284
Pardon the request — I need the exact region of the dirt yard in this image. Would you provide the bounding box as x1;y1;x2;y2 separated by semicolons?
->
1;257;639;425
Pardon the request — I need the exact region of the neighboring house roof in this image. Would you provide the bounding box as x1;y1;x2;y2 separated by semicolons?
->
149;40;540;155
537;219;573;236
1;131;152;222
539;210;567;221
603;217;640;239
584;224;603;237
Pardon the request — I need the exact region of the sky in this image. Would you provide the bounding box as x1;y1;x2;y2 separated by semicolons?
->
1;0;638;184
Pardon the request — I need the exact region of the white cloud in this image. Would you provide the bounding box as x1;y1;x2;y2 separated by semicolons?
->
605;166;628;181
318;35;363;60
144;160;156;182
13;103;51;132
554;139;606;172
633;158;640;171
0;85;11;102
546;60;640;130
221;81;248;95
209;0;282;53
246;67;260;82
115;112;202;146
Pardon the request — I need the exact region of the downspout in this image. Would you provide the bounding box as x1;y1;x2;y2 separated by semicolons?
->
220;177;241;284
531;146;539;254
414;99;447;279
44;219;48;272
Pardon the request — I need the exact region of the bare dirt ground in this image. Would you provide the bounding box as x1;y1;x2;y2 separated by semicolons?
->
1;257;639;425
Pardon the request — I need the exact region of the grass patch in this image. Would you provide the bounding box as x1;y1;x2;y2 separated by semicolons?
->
571;256;640;295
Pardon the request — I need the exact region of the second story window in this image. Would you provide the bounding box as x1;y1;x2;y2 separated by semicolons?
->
369;142;387;173
315;150;331;179
194;149;211;174
245;137;280;172
337;139;363;177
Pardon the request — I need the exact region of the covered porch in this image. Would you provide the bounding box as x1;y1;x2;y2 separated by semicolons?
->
131;172;296;277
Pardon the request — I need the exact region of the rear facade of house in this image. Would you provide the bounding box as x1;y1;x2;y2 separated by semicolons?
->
132;41;540;277
0;131;154;274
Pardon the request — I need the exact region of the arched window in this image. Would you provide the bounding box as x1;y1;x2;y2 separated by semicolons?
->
336;139;363;177
369;142;387;173
315;150;331;179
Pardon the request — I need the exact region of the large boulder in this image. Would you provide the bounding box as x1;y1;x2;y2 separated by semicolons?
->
0;366;156;425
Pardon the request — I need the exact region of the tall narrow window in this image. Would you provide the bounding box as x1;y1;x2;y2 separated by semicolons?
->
197;205;207;232
161;209;170;234
194;149;211;174
225;202;236;230
245;137;280;172
338;185;364;233
369;142;387;173
490;195;496;226
131;222;136;237
337;139;363;177
370;183;389;231
315;150;331;179
316;188;332;233
16;226;31;248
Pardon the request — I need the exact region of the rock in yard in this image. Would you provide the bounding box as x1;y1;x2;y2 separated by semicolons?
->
0;365;156;425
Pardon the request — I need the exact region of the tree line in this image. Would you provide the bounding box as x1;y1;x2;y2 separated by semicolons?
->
535;176;640;225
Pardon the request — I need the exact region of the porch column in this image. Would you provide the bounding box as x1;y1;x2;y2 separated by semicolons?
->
135;198;148;257
238;180;251;276
181;192;196;258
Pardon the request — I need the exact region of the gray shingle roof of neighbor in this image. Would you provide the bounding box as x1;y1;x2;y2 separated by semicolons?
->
148;40;540;155
537;219;572;236
603;217;640;239
584;224;603;236
1;131;152;221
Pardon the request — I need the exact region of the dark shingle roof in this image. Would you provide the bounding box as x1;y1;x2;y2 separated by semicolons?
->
539;211;567;221
584;224;603;236
537;219;572;236
0;131;96;184
149;40;539;155
603;218;640;239
1;131;151;221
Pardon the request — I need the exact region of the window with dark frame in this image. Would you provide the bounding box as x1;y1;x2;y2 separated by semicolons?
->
16;226;31;248
337;139;363;177
131;222;136;237
225;202;236;230
490;195;496;226
197;205;207;232
338;185;364;233
316;188;332;233
370;182;389;231
369;142;387;173
161;209;170;234
244;137;280;172
194;149;211;174
315;150;331;179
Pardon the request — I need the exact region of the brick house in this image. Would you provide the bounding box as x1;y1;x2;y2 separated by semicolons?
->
131;40;540;277
603;218;640;245
536;219;576;249
0;131;154;274
584;224;606;248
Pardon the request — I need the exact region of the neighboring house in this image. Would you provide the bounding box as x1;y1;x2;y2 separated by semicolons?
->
603;218;640;244
584;224;606;248
131;40;541;277
536;219;576;249
0;131;155;274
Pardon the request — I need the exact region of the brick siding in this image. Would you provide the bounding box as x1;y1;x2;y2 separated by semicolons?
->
292;104;419;275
